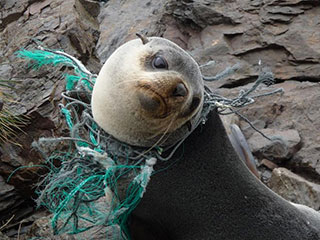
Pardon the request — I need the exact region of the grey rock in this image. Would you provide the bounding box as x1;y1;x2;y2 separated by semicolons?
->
275;31;320;63
0;1;101;237
23;215;76;240
96;0;167;63
269;167;320;210
0;64;12;79
243;0;263;12
0;0;101;191
187;1;320;88
24;197;121;240
0;0;29;31
241;119;266;139
291;145;320;179
236;81;320;178
266;6;304;15
0;175;15;212
260;11;295;23
259;5;304;24
166;0;243;29
0;175;36;238
28;0;52;16
261;159;279;170
265;0;319;6
248;128;301;162
0;232;10;240
260;168;272;183
78;0;101;18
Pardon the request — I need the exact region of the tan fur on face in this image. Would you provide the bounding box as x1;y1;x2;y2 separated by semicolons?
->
91;37;204;147
135;73;189;117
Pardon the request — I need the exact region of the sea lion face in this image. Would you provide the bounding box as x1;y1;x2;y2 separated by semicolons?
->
92;37;204;147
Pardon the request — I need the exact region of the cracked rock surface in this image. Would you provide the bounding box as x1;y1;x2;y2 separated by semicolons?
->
1;0;320;238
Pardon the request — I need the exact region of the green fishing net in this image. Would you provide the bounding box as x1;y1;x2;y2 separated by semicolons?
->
15;45;283;239
17;48;160;239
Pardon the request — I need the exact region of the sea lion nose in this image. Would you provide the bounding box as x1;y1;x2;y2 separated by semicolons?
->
172;83;188;97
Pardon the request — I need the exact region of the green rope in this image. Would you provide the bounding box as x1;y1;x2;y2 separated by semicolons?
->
61;108;73;129
16;48;158;239
6;164;50;183
65;74;81;91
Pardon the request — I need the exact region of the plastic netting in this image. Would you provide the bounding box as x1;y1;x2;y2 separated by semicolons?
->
15;45;283;239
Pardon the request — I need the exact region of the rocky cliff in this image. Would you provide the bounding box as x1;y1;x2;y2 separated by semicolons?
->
0;0;320;238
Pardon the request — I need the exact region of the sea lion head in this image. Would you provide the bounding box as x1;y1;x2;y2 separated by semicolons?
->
91;35;204;147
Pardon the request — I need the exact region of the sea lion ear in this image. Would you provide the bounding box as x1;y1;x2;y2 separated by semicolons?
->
136;33;149;45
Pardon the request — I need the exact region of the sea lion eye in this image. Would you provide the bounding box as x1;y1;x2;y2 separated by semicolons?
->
152;56;168;69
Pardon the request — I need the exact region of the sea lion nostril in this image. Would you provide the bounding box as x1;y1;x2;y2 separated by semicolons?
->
172;83;188;97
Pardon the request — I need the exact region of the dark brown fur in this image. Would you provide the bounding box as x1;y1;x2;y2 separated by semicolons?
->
129;110;320;240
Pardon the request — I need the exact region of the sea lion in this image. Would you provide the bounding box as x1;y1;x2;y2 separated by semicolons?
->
91;35;204;147
91;35;320;239
129;110;320;240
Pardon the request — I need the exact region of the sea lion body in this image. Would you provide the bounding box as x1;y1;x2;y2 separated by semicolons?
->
129;110;320;240
91;36;320;239
92;37;204;147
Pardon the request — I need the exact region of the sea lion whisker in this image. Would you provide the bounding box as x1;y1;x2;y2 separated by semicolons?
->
136;115;178;157
156;114;181;146
114;80;142;87
150;113;181;145
146;112;179;140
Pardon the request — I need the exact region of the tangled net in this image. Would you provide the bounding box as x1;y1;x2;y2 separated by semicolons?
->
16;45;283;239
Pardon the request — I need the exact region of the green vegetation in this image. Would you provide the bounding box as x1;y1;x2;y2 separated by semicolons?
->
0;79;29;146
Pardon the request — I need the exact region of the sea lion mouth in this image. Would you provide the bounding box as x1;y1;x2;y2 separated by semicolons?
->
178;96;202;118
136;80;189;118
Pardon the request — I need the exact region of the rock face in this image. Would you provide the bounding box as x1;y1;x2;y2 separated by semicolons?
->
1;0;320;238
96;0;168;63
269;168;320;211
186;0;320;87
0;176;35;238
0;0;101;183
217;80;320;206
237;81;320;180
248;128;301;162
